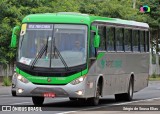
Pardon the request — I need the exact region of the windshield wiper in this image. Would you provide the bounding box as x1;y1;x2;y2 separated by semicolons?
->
55;46;70;70
30;37;49;69
52;37;69;71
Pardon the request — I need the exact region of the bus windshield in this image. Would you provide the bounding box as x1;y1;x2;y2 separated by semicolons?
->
18;24;87;68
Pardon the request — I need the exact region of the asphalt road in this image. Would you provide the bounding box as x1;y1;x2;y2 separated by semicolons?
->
0;81;160;114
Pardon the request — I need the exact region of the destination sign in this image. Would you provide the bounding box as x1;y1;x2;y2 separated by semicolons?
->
27;24;53;30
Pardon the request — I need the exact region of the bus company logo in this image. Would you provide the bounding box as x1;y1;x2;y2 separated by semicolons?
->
106;59;122;68
99;58;122;68
47;78;51;82
100;59;106;69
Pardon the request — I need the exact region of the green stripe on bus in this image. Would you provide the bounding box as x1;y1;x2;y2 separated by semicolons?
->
97;52;105;60
16;67;88;84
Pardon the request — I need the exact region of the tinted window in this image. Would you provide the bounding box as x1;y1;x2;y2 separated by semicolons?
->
145;31;149;52
90;31;95;57
124;29;131;51
106;27;115;51
116;28;123;51
98;26;106;50
132;30;139;51
140;31;145;52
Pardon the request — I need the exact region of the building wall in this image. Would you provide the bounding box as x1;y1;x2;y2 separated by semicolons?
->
0;65;15;76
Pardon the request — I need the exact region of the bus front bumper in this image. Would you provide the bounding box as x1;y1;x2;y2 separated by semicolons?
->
13;78;88;98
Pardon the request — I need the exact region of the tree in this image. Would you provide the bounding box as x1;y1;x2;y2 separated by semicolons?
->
0;0;160;72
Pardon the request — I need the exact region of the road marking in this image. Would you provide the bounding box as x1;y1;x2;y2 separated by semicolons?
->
10;102;31;105
0;95;11;97
58;111;77;114
8;98;69;105
57;97;160;114
113;97;160;106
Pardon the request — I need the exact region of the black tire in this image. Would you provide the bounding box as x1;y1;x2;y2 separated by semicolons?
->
89;84;100;106
115;78;133;101
32;96;44;105
124;78;134;101
11;90;16;96
69;97;77;101
115;93;125;101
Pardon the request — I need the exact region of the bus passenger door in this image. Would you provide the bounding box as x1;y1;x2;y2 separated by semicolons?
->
89;31;96;68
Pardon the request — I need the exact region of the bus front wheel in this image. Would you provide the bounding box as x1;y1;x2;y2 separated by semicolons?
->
32;96;44;105
11;90;16;96
89;84;100;106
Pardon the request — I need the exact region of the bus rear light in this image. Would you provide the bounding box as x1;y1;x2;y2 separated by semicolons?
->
70;75;87;85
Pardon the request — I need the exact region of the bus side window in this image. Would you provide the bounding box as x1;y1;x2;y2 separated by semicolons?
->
98;26;106;51
124;29;132;51
115;28;123;51
89;31;96;68
132;30;139;52
89;31;96;58
140;30;145;52
145;31;149;52
106;27;115;51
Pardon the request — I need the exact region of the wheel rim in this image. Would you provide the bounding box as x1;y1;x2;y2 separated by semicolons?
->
129;81;133;98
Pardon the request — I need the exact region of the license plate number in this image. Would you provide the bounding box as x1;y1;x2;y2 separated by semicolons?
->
43;92;55;98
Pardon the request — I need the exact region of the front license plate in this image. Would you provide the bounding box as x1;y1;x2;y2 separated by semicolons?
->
43;92;55;98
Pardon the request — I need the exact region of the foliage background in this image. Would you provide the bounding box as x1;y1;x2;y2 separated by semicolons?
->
0;0;160;68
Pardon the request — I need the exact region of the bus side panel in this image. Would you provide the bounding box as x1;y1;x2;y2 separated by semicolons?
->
125;53;149;92
91;52;149;97
101;53;129;95
86;61;102;98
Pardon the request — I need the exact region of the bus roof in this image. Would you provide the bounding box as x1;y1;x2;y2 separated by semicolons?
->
92;18;149;30
22;12;149;29
22;12;91;25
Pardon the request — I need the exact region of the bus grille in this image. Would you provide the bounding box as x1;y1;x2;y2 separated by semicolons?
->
31;87;68;97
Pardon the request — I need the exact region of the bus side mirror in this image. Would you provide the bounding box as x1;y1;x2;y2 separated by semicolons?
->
91;26;100;48
94;35;100;48
10;26;20;48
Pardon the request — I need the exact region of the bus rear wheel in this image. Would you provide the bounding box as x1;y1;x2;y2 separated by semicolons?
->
32;96;44;105
125;78;134;101
115;78;133;101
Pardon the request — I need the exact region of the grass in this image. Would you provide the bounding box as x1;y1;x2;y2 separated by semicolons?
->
2;76;11;86
149;77;160;81
149;73;160;81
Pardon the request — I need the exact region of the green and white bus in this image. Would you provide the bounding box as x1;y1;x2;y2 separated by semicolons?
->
11;12;150;106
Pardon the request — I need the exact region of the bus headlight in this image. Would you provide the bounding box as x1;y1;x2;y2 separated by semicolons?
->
70;75;86;85
17;74;29;84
